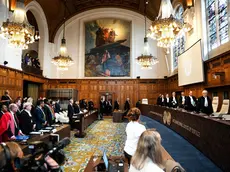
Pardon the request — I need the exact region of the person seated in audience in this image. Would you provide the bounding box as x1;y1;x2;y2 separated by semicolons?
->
130;129;163;172
185;91;197;112
1;90;12;107
43;99;54;126
0;105;14;142
34;100;47;130
88;99;94;111
157;94;162;105
170;92;178;108
54;99;62;113
67;98;74;130
73;100;81;114
179;92;186;108
0;142;24;171
124;107;146;165
197;90;213;115
114;98;120;110
160;95;165;106
164;94;170;107
19;102;36;135
9;104;24;137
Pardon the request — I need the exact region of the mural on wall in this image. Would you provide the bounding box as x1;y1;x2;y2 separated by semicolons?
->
85;18;131;77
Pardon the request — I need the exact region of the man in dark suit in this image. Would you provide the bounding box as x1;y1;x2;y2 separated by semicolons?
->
88;99;94;111
67;98;74;129
197;90;213;115
164;94;170;107
55;99;61;113
1;90;12;107
157;94;162;105
34;100;47;130
73;100;81;114
19;102;35;135
114;99;120;110
170;92;178;108
124;98;130;111
179;91;186;108
185;91;197;111
160;95;165;106
99;98;105;120
43;99;53;126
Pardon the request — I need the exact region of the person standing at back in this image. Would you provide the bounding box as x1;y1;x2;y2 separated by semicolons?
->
124;108;146;165
1;90;12;107
67;98;74;130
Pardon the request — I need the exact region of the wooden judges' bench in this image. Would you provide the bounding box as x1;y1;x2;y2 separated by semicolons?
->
139;104;230;172
73;110;98;137
21;124;70;155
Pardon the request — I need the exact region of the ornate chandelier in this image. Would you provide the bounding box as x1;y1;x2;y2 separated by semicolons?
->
147;0;184;48
52;0;73;71
0;2;35;49
136;1;158;69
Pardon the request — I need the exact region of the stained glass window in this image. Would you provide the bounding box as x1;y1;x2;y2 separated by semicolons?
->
172;4;185;69
206;0;228;50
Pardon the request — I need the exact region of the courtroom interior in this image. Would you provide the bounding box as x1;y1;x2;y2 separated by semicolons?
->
0;0;229;171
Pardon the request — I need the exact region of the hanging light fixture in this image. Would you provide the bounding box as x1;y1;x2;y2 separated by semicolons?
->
34;31;40;41
147;0;188;48
52;0;73;71
136;0;158;70
0;1;35;49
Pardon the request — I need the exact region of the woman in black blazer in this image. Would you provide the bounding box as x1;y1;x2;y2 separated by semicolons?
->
19;102;35;135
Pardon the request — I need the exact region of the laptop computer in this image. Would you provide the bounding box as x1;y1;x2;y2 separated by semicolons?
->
102;150;124;172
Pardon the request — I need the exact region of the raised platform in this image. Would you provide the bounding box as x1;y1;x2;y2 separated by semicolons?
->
139;104;229;172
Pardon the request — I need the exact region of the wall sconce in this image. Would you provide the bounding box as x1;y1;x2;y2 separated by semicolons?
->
213;72;225;81
186;0;193;7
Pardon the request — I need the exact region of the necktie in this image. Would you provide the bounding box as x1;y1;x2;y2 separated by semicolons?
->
190;96;195;106
204;97;208;107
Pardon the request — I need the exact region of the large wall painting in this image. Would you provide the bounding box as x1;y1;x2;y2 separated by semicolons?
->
85;18;131;77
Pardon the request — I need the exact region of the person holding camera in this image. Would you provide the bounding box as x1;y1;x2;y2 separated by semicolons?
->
0;142;24;171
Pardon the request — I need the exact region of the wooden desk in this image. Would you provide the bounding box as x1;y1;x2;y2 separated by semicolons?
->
21;124;70;155
112;111;124;123
73;110;98;138
139;104;230;172
84;156;129;172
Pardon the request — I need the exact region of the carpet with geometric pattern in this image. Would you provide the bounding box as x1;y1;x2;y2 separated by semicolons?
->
63;119;127;172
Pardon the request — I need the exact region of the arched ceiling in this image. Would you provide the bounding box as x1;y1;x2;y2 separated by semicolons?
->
25;0;187;42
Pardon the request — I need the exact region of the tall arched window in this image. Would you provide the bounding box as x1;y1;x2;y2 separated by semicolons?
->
172;4;185;69
206;0;228;51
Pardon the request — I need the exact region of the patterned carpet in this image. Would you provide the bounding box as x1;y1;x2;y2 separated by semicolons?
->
63;119;127;172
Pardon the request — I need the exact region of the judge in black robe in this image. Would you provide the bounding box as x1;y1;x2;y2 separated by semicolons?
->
197;90;213;115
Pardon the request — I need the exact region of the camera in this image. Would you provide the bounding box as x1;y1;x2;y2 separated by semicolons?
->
1;137;71;172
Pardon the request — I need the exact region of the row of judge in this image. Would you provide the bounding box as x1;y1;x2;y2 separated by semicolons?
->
157;90;213;115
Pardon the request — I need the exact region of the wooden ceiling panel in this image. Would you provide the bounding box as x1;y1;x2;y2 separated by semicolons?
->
25;0;187;42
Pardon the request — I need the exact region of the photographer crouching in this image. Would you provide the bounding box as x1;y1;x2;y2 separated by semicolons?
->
0;137;71;172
